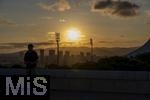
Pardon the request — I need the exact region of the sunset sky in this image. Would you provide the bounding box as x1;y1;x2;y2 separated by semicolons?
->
0;0;150;47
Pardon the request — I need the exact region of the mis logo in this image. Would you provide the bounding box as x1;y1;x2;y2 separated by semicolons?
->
0;76;50;100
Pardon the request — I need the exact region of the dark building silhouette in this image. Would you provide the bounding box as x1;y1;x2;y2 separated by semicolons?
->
48;50;56;64
40;49;45;66
86;52;91;61
79;52;85;63
59;51;64;65
63;51;71;66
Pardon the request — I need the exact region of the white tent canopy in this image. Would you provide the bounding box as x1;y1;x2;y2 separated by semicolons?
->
128;39;150;57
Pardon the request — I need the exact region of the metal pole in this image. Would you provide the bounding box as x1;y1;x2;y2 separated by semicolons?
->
55;32;60;65
90;38;93;62
57;40;59;65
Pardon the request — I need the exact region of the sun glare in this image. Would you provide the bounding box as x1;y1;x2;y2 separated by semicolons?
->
67;28;81;41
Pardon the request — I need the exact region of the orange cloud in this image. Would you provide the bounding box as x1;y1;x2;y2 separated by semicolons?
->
37;0;71;12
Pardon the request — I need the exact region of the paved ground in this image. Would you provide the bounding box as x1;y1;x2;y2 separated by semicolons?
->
50;91;150;100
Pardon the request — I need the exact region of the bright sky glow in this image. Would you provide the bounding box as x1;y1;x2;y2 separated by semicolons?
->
66;28;81;41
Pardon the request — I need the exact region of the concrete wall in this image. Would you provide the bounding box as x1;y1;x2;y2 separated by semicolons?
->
0;68;150;100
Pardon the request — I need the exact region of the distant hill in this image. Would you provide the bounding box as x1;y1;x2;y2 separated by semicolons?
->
0;47;137;57
55;47;137;57
0;47;137;66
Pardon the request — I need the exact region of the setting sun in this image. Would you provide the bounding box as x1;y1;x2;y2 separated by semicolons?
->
66;28;81;41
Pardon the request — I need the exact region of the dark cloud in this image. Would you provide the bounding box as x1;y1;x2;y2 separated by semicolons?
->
92;0;140;17
94;0;113;9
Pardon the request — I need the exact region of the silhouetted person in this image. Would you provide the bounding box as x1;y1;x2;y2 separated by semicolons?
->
24;44;38;75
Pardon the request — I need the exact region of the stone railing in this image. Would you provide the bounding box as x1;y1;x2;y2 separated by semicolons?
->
0;68;150;94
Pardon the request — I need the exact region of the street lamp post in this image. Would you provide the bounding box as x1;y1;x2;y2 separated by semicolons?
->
90;38;93;62
55;32;60;65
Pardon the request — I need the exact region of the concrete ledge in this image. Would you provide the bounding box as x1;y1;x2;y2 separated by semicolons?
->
0;68;150;94
51;78;69;90
0;68;149;80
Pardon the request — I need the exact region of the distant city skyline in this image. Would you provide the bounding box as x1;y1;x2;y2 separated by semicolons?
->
0;0;150;47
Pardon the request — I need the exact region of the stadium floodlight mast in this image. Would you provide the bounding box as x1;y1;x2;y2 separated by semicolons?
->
55;32;60;65
90;38;93;62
